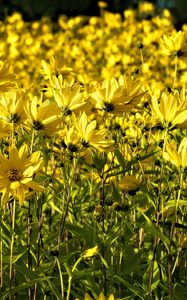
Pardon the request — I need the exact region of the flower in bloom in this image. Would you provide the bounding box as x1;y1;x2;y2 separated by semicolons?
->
151;91;187;129
82;245;99;260
82;293;116;300
0;62;16;93
24;96;61;134
160;31;187;58
0;89;28;126
41;56;73;81
163;137;187;169
53;82;86;116
91;76;145;115
0;144;44;205
75;112;114;152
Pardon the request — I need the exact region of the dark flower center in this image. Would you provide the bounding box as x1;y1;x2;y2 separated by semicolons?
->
103;102;114;112
68;143;78;152
32;120;44;130
9;113;20;123
8;169;22;181
82;140;89;147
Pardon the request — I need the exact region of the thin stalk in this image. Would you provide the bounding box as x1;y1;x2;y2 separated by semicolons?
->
56;257;64;299
27;198;32;300
66;257;82;300
173;55;178;89
9;199;16;300
100;153;107;295
148;128;168;297
0;204;3;287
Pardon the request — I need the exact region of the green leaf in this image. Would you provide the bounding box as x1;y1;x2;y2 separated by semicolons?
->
139;210;170;251
114;275;145;299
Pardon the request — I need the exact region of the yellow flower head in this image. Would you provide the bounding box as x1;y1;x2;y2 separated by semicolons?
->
75;112;114;152
84;293;116;300
0;89;28;125
0;144;44;205
82;245;99;260
53;82;86;116
24;96;61;134
151;91;187;128
91;76;145;115
160;31;187;58
41;56;73;80
163;137;187;169
0;62;16;93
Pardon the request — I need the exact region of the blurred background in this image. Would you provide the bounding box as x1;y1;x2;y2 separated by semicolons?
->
0;0;187;27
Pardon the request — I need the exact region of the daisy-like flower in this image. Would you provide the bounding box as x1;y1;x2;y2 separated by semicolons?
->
78;293;117;300
63;126;81;153
75;112;114;152
151;91;187;129
118;175;140;192
160;31;187;58
41;56;74;80
24;96;61;134
0;62;16;93
0;89;28;125
53;82;86;116
0;144;44;205
91;76;145;115
163;137;187;169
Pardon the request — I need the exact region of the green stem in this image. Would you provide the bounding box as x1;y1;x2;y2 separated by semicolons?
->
173;56;178;89
9;199;16;300
66;257;82;300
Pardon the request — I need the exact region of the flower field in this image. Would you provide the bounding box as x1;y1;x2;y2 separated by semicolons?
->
1;2;187;299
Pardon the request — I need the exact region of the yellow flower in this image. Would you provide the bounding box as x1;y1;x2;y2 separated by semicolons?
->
0;89;28;125
63;126;81;153
163;137;187;169
118;175;140;192
151;92;187;128
53;82;86;116
84;293;116;300
82;246;99;260
0;144;44;205
24;96;61;134
0;62;16;93
41;56;73;80
75;112;114;152
91;76;145;115
160;31;187;57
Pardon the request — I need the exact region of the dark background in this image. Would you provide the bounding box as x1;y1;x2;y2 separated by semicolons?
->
0;0;187;28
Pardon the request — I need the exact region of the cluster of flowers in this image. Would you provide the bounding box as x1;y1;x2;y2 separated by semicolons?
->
1;1;187;298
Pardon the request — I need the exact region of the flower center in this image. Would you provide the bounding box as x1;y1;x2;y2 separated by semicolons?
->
9;113;20;123
8;169;22;181
103;102;114;112
32;120;44;130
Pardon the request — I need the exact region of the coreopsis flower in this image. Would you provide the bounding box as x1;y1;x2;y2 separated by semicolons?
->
63;126;81;153
53;82;86;116
0;89;28;125
0;144;44;205
41;56;73;80
118;175;140;192
75;112;114;152
91;76;145;115
151;92;187;129
82;293;116;300
163;137;187;169
24;96;61;134
82;246;99;260
160;31;187;58
0;62;16;93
